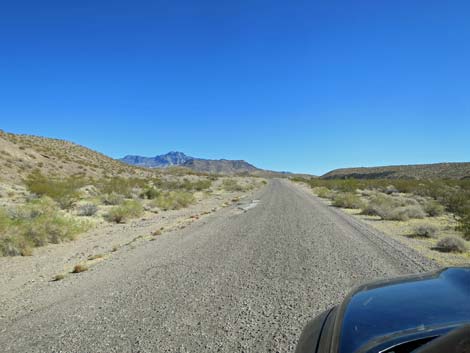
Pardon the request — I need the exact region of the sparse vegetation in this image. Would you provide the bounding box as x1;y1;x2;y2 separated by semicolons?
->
0;131;258;258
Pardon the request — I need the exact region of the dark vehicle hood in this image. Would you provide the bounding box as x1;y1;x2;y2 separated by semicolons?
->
337;267;470;353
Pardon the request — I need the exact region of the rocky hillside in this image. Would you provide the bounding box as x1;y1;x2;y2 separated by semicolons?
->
0;130;154;183
322;162;470;180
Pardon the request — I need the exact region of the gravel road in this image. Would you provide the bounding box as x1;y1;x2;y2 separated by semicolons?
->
0;179;436;352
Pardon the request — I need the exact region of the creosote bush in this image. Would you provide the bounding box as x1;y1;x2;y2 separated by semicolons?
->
458;215;470;240
423;199;445;217
412;225;438;238
152;191;195;211
435;237;467;253
0;199;89;256
105;200;143;223
101;192;124;205
222;179;245;192
140;187;160;200
362;193;426;221
332;192;365;209
77;203;98;217
313;187;333;199
24;171;85;209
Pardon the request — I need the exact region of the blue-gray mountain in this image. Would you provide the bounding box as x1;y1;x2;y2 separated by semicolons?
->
120;152;194;168
119;152;260;175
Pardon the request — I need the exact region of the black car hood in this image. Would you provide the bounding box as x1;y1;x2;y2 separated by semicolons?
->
337;267;470;353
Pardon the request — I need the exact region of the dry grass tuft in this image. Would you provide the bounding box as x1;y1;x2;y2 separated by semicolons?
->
72;264;88;273
52;274;65;281
87;253;104;260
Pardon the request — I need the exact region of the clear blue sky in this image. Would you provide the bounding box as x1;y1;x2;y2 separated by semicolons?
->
1;1;469;175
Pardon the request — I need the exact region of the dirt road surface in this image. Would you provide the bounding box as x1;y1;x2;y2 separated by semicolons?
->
0;179;436;352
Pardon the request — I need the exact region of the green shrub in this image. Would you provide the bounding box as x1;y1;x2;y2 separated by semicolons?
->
0;208;12;234
101;192;124;205
192;179;212;191
0;201;89;256
332;192;365;209
152;191;195;210
435;237;467;253
24;171;84;209
105;200;143;223
140;187;160;200
313;187;333;199
95;177;148;198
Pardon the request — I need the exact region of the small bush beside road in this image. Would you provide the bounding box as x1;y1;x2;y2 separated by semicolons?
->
152;191;195;211
435;237;467;253
106;200;144;223
332;192;365;209
0;198;89;256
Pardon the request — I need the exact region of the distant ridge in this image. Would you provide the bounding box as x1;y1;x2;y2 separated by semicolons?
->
322;162;470;180
120;152;193;168
119;152;261;175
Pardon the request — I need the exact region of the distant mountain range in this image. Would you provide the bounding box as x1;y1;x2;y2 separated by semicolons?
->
120;152;193;168
322;162;470;180
119;152;261;175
